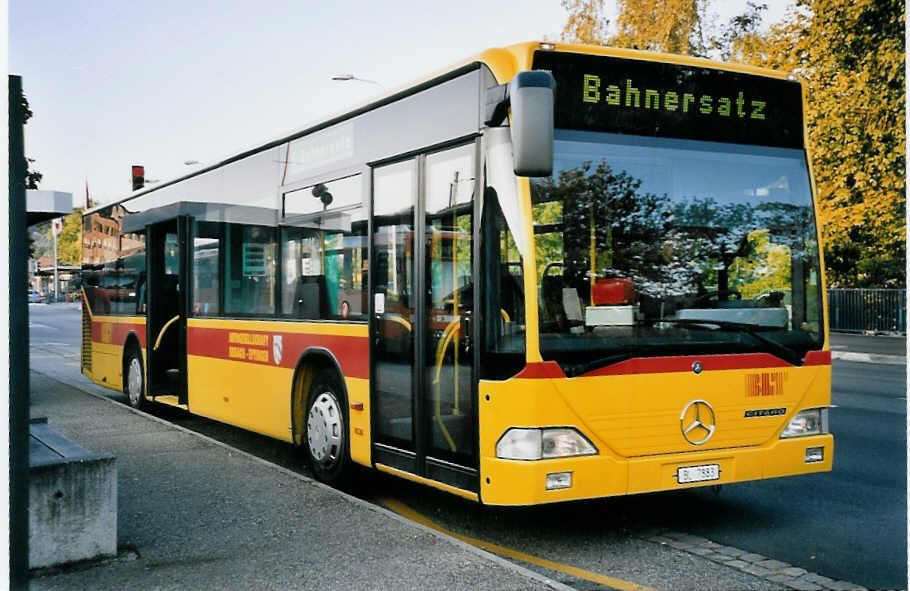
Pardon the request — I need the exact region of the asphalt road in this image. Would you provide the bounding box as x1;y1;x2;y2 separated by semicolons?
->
660;360;906;588
28;304;907;590
830;332;906;357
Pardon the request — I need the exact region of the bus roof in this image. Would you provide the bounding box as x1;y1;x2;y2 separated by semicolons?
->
88;41;797;215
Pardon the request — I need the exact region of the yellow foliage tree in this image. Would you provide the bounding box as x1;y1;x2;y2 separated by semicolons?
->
729;0;905;287
56;209;83;266
611;0;708;55
559;0;610;44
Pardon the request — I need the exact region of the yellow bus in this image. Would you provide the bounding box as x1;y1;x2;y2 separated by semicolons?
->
82;41;832;505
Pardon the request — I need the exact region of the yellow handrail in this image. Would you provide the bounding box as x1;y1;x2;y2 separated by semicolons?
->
153;315;180;351
385;313;412;332
433;319;461;452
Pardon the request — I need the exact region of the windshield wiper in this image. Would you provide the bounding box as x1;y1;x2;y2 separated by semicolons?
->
564;351;645;378
563;320;802;377
654;318;803;366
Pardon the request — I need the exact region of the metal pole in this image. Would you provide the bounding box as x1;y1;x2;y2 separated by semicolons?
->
9;74;30;590
53;226;59;302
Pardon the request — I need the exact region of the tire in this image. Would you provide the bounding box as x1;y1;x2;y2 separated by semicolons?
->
304;369;351;486
124;347;146;410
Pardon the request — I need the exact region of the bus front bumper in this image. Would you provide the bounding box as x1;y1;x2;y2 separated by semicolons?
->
479;434;833;506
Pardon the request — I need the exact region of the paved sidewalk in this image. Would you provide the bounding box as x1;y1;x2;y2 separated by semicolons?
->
28;371;564;591
829;332;906;365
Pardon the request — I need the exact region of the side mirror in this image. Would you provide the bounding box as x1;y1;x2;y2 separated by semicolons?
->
509;71;554;177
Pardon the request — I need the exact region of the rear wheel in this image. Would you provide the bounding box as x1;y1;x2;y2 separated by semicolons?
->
304;369;351;485
124;348;146;410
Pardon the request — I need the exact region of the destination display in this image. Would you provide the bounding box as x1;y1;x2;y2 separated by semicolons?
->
532;50;804;148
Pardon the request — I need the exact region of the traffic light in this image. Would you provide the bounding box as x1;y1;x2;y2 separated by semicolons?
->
131;165;145;191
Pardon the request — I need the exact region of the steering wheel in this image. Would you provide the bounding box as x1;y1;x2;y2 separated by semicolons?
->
754;290;785;307
695;289;742;305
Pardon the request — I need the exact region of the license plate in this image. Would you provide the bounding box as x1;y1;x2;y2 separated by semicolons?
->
677;463;720;484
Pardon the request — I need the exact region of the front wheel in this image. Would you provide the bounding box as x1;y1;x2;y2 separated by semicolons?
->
304;369;351;485
124;348;146;410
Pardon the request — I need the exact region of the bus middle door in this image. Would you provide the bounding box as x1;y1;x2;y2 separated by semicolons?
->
146;217;190;404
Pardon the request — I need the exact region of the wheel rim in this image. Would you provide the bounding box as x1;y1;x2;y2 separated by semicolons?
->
127;358;142;406
307;391;343;466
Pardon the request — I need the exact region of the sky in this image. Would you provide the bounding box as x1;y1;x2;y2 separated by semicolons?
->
11;1;793;210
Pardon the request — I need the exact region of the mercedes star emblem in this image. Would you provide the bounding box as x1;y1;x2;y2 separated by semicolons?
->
680;399;716;445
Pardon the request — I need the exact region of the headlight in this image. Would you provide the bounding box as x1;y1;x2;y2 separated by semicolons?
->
780;408;828;438
495;428;541;460
496;427;597;460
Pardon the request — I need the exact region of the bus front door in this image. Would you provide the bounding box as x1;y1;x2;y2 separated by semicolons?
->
372;160;418;471
146;218;190;404
371;144;478;494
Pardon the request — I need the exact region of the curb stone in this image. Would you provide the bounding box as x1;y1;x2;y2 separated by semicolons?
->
831;351;906;365
643;531;868;591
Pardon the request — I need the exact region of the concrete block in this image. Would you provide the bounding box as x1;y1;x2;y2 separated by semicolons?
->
799;573;845;588
756;558;791;571
688;546;715;555
740;564;772;577
785;579;823;591
714;544;746;557
29;419;117;569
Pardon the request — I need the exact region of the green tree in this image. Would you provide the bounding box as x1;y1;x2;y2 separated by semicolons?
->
19;93;43;189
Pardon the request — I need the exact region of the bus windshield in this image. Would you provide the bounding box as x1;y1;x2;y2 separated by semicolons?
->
531;130;824;374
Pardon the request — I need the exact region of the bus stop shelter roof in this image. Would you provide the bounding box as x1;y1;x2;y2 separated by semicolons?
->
27;190;72;226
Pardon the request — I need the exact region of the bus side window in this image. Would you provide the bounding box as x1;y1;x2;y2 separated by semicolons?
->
193;222;222;316
281;175;367;321
280;220;367;321
136;275;147;315
224;224;278;316
480;188;526;378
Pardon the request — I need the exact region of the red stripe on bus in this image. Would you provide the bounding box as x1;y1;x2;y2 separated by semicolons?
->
186;326;369;379
514;362;566;379
803;350;831;365
91;319;147;348
579;351;836;377
515;350;832;380
580;353;792;377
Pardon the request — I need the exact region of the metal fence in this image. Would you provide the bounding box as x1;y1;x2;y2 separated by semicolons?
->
828;289;907;334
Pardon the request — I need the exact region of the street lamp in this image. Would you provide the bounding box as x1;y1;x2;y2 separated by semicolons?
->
331;73;384;89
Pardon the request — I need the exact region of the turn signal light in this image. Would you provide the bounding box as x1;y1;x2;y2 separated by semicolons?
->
546;471;572;490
